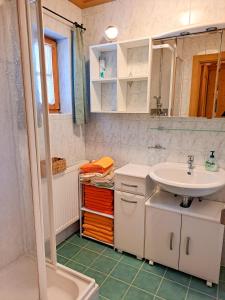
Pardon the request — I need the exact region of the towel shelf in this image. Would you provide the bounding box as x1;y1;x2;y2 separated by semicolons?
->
81;207;114;219
79;176;115;247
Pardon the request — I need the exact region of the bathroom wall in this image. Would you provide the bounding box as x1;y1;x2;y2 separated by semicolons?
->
42;0;86;166
82;0;225;262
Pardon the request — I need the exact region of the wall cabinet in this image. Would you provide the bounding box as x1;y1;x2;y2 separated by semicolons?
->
145;191;224;285
90;38;151;113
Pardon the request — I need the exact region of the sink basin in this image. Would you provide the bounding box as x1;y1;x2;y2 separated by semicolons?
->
150;162;225;197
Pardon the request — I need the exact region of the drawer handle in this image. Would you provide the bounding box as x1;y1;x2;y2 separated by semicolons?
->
121;198;137;204
121;183;138;188
186;237;190;255
169;232;174;250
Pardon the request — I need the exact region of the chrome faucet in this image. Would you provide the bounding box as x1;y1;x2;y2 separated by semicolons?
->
187;155;194;175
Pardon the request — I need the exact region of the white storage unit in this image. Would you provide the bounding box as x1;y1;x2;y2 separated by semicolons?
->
114;164;155;258
89;38;152;113
145;191;225;285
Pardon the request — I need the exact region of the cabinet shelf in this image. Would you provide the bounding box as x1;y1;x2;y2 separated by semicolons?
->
118;76;148;82
91;78;117;83
81;207;114;219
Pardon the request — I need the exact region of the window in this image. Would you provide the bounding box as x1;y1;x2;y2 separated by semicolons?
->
44;37;60;112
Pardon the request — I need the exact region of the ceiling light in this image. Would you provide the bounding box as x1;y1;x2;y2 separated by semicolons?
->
104;26;119;42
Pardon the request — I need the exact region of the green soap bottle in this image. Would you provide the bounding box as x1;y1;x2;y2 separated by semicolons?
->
205;151;218;172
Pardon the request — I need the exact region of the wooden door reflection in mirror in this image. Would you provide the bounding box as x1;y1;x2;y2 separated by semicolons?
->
189;52;225;118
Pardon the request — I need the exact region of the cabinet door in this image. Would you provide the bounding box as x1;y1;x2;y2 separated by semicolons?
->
145;207;181;269
179;215;224;284
114;191;145;258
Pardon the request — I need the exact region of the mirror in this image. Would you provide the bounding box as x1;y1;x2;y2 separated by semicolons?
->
150;29;225;118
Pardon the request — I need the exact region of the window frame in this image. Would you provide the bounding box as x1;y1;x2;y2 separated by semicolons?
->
44;36;60;113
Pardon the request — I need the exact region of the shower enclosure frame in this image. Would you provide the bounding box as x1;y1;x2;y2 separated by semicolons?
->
17;0;57;298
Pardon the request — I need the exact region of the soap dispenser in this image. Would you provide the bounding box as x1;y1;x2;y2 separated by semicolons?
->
205;151;218;172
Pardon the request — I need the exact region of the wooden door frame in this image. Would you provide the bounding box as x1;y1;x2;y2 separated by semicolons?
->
189;52;225;117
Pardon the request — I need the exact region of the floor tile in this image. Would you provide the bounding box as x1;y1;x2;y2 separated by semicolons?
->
218;281;225;300
57;254;68;265
56;241;66;250
57;243;80;259
111;263;138;284
85;240;106;253
220;267;225;282
190;276;217;297
91;255;118;274
120;253;143;269
72;249;99;266
157;279;187;300
100;276;129;300
67;234;89;247
165;268;191;286
133;270;161;294
103;247;123;261
85;268;106;286
124;286;154;300
65;260;87;273
187;289;215;300
142;262;166;277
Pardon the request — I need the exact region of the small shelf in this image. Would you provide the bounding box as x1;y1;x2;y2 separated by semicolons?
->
118;75;148;82
91;78;117;83
81;233;114;247
81;207;114;219
90;37;151;113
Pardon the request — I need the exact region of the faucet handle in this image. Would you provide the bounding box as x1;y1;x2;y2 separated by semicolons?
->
188;155;194;162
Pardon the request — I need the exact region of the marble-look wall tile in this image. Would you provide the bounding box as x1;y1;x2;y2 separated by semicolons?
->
49;114;86;166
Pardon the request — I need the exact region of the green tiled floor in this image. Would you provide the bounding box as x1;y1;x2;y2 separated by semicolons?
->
57;233;225;300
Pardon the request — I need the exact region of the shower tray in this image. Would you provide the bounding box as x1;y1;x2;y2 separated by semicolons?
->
0;256;98;300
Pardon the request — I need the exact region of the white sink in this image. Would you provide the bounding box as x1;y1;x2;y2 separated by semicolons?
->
150;162;225;197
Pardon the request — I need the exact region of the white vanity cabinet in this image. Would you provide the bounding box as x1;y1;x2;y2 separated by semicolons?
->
115;191;146;258
114;164;155;258
145;207;181;270
179;215;224;284
145;191;225;285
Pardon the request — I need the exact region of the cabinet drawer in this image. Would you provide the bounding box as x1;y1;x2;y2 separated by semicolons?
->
115;174;147;196
114;191;146;258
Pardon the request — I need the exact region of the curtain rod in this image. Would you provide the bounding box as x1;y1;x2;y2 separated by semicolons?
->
42;6;86;31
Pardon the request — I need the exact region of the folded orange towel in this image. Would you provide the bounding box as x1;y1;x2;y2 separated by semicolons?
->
85;200;113;208
83;224;113;236
83;219;113;231
83;230;113;243
84;217;113;228
80;157;114;174
84;212;113;225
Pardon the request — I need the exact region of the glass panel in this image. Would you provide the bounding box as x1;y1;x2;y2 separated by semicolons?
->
46;74;55;104
29;1;53;261
0;1;40;299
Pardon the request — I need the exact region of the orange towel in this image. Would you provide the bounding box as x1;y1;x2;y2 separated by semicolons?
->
85;201;113;209
80;156;114;174
83;224;113;236
83;220;113;232
83;212;113;225
84;185;113;195
83;230;113;243
84;216;113;227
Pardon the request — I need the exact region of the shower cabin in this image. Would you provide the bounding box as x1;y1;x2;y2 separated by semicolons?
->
0;1;98;299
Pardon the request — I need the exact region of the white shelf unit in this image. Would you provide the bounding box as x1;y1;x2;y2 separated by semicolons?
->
89;38;152;113
90;43;118;112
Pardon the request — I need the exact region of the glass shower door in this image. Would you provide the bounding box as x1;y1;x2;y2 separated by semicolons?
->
0;0;41;299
